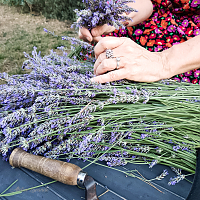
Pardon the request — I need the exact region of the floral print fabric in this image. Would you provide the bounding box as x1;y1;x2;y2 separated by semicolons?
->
103;0;200;84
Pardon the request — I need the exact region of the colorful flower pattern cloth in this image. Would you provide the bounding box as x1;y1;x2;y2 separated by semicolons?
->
103;0;200;84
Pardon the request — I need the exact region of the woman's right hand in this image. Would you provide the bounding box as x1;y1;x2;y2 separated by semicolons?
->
78;24;116;43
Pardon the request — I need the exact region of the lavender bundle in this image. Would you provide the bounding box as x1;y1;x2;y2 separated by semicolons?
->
72;0;137;30
0;46;200;188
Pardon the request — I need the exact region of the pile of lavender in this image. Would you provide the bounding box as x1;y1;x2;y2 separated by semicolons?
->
0;0;200;187
0;45;200;185
72;0;137;30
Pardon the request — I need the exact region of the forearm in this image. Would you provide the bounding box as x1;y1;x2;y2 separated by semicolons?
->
124;0;153;26
162;35;200;79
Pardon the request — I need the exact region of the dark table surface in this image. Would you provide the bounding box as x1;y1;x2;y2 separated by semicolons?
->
0;156;194;200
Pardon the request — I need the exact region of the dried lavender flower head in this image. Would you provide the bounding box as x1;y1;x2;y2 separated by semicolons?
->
72;0;138;30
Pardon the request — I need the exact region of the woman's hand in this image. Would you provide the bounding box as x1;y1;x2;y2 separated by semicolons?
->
91;37;170;83
79;24;116;43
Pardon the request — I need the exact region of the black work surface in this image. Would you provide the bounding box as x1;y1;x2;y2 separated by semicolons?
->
0;156;193;200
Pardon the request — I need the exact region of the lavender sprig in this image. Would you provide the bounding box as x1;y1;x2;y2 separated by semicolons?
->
155;169;169;180
62;36;94;52
168;175;186;186
149;159;158;168
149;169;169;181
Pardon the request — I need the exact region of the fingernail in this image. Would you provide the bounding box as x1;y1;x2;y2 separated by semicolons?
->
86;37;91;42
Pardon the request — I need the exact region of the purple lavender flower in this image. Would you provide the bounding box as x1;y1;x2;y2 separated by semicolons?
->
173;145;180;151
141;134;148;139
155;169;169;180
72;0;137;30
149;159;158;168
168;175;185;186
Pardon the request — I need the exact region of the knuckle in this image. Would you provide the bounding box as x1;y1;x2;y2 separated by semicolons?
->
98;76;104;83
91;29;97;36
124;38;132;43
126;38;132;42
102;59;109;69
123;58;129;66
126;46;133;53
99;38;108;49
109;71;117;81
93;26;104;36
98;53;104;62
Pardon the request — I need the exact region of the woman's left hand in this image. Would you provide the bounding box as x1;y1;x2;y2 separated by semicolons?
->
91;37;170;83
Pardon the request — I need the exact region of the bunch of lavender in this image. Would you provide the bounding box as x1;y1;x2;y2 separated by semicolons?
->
1;45;200;187
72;0;138;30
1;0;199;187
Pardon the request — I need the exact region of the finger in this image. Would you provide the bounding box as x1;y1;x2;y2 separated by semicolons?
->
94;37;127;59
94;50;117;74
93;52;107;74
95;58;116;76
93;36;102;43
91;26;105;37
94;48;123;74
91;68;127;83
91;24;115;37
95;57;124;76
79;27;92;42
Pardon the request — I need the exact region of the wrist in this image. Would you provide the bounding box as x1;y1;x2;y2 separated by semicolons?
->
161;36;200;79
152;50;173;81
159;50;174;80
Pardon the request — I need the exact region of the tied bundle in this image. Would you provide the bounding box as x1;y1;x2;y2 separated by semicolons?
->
72;0;138;30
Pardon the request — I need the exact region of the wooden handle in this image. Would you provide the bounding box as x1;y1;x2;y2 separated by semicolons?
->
9;148;82;185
